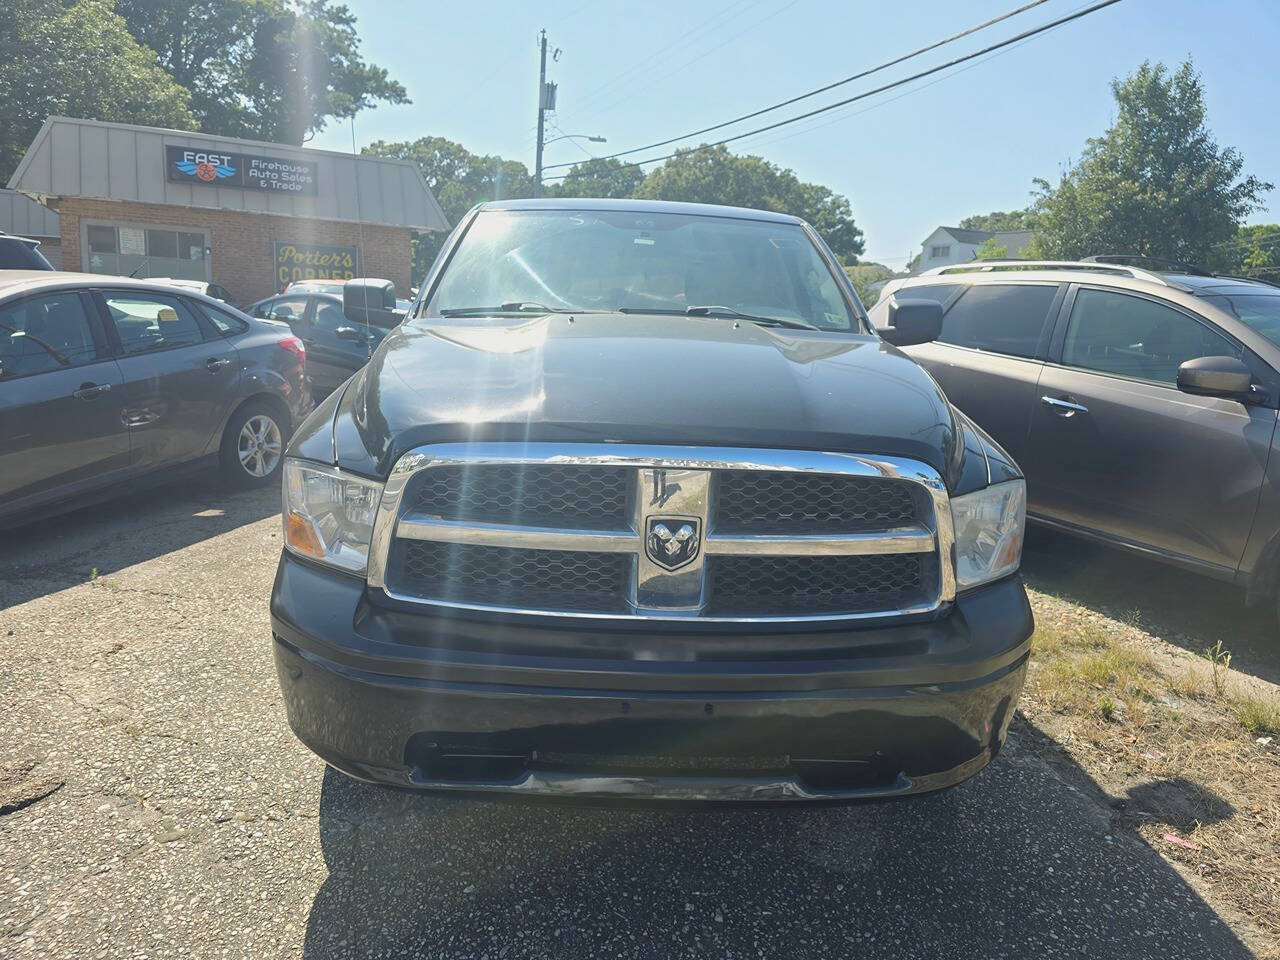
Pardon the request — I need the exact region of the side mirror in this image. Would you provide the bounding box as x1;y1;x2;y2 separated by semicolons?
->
343;278;396;318
877;298;943;347
1177;355;1254;400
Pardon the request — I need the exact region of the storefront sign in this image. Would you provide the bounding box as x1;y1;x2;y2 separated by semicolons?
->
165;145;319;195
274;242;360;292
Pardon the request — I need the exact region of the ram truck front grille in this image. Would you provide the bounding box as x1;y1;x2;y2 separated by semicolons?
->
368;444;954;622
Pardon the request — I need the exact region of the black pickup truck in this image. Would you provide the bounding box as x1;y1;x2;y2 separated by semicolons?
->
270;198;1032;801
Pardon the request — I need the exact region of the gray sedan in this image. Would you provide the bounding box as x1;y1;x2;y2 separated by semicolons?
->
0;271;311;527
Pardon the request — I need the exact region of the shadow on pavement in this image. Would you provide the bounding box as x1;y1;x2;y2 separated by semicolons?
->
302;729;1251;960
0;476;279;608
1022;526;1279;685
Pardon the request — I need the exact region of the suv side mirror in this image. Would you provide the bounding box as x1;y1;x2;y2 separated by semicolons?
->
877;298;943;347
1177;355;1254;400
335;325;373;342
343;278;396;318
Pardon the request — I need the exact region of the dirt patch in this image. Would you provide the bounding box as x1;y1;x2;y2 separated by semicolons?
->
1022;587;1280;957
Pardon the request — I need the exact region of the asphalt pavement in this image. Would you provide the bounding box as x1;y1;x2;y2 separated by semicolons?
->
0;479;1256;958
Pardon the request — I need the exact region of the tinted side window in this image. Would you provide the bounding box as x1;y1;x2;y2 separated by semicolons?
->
103;292;204;355
312;300;347;334
0;292;99;378
199;302;250;336
1062;289;1241;386
939;283;1057;358
267;297;309;324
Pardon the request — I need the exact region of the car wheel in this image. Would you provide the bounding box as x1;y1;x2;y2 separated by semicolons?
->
220;402;286;487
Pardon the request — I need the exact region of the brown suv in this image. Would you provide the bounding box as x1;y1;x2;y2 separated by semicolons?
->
870;260;1280;618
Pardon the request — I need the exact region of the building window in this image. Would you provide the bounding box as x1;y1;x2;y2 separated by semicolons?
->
930;245;951;259
83;223;208;281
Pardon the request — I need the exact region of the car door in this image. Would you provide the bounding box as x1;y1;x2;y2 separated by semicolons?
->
902;281;1064;469
308;297;374;395
1021;284;1275;572
95;289;241;469
0;289;129;512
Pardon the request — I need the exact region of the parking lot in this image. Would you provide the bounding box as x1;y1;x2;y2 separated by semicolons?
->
1;479;1274;959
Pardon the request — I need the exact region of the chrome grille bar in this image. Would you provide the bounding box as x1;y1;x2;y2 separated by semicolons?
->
704;526;935;557
396;515;636;553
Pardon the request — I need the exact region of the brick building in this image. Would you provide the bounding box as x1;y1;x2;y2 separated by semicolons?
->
7;117;448;304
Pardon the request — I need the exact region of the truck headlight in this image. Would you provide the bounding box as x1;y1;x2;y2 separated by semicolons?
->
282;459;384;574
950;479;1026;591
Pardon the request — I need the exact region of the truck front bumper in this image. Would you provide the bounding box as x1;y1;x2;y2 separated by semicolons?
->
270;553;1032;801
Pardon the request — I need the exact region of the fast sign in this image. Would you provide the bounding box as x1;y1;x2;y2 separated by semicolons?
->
165;145;319;195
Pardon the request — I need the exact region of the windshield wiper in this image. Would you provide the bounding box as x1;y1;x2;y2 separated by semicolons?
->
684;305;819;331
439;301;584;317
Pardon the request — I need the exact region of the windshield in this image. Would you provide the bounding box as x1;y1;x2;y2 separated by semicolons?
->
429;209;859;331
1202;292;1280;348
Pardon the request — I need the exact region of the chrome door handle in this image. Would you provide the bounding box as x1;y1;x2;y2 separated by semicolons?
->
1041;395;1089;416
72;382;112;400
206;357;232;372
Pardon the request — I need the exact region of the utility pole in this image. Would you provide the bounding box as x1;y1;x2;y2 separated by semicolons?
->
533;29;558;198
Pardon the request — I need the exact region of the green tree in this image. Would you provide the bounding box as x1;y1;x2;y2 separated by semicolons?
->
365;136;534;281
1029;60;1271;263
633;145;865;263
115;0;407;144
1206;224;1280;279
844;263;894;306
974;237;1008;260
550;158;645;199
0;0;197;180
959;209;1037;232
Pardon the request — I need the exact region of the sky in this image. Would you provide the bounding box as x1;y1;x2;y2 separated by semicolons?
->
312;0;1280;267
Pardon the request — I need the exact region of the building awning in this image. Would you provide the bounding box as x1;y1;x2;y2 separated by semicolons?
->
8;117;449;232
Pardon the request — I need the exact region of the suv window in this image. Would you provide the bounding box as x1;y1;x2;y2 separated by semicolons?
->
199;302;250;336
103;292;205;355
0;292;99;378
939;283;1058;358
1062;288;1241;385
0;237;55;270
312;299;347;334
265;297;310;325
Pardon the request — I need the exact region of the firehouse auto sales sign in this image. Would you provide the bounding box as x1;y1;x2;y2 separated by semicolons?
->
165;145;319;195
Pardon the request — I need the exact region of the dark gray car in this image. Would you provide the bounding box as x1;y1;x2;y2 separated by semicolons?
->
870;261;1280;618
0;271;311;527
249;290;395;398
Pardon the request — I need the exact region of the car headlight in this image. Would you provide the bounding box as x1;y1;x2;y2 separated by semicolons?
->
950;479;1026;591
282;459;384;574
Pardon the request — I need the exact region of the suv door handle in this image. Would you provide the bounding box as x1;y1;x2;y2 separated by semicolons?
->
206;357;232;372
72;382;112;401
1041;395;1089;416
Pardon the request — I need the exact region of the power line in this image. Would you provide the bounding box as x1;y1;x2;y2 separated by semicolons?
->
544;0;1051;171
544;0;1124;182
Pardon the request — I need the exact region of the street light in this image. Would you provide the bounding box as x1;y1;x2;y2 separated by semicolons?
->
543;133;607;145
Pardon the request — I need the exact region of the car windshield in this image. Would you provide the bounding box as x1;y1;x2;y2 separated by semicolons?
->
1202;291;1280;348
428;209;859;331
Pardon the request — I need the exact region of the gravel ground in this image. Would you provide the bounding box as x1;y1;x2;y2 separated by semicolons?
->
0;480;1262;959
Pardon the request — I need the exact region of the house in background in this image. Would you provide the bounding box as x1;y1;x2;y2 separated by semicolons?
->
917;226;1034;272
0;188;61;267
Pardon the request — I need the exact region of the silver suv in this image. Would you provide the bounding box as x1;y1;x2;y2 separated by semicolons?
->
870;259;1280;618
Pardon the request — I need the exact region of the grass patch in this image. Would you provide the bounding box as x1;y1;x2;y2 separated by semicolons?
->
1023;606;1280;954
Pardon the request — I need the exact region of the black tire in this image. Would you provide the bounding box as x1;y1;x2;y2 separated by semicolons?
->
219;401;286;487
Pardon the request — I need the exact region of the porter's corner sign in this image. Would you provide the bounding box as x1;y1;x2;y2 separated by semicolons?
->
165;144;319;195
274;242;360;292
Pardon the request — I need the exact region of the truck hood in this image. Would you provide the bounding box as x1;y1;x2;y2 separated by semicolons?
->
316;312;971;487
